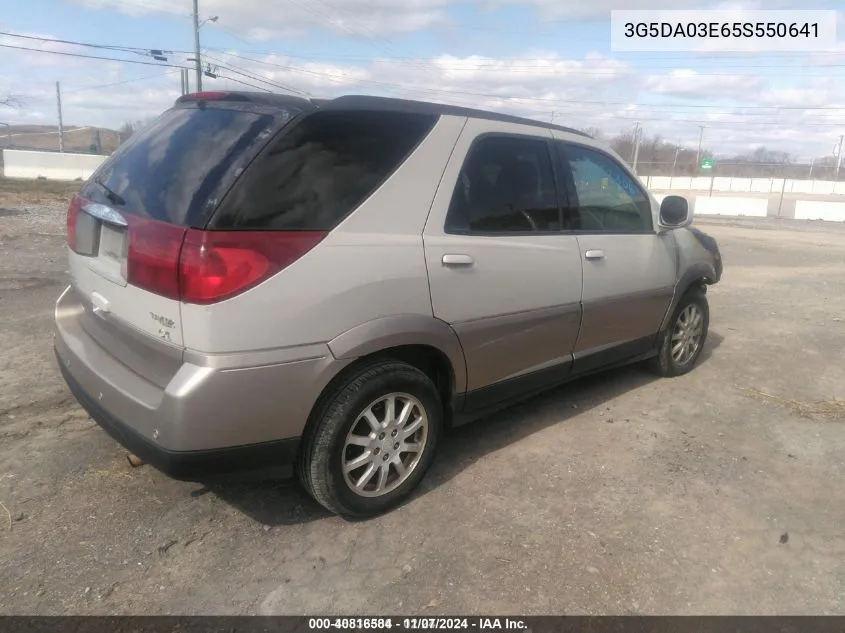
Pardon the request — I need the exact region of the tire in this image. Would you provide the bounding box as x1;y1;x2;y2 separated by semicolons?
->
648;288;710;378
299;360;443;518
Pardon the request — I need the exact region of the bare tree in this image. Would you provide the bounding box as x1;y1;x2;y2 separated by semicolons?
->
580;126;604;140
1;94;23;109
118;118;154;143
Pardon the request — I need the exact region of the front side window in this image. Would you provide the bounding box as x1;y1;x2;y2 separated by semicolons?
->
445;135;559;233
559;143;652;233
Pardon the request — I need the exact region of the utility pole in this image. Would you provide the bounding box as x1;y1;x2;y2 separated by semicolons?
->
835;134;844;181
671;142;681;176
180;68;191;95
56;81;65;153
808;158;815;180
695;125;706;170
631;123;642;174
192;0;203;92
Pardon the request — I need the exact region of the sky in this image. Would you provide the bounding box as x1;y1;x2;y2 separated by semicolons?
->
0;0;844;160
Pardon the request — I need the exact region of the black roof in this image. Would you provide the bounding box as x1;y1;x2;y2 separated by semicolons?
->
322;95;591;138
176;91;590;138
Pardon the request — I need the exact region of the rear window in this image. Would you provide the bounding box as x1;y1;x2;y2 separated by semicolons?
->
83;105;281;226
212;109;438;230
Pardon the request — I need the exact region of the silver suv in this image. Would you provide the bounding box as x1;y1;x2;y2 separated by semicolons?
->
55;93;722;518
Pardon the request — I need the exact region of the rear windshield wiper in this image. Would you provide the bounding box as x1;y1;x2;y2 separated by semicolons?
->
93;177;125;206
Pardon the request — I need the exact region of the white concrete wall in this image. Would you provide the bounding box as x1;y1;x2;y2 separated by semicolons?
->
750;178;772;193
693;196;768;218
789;180;814;194
646;175;845;196
2;149;107;181
794;201;845;222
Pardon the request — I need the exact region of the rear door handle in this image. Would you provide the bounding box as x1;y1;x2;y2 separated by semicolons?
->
585;250;605;260
442;254;475;267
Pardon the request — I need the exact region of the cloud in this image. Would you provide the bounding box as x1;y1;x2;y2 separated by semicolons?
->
1;38;841;159
72;0;453;37
479;0;815;20
644;69;764;99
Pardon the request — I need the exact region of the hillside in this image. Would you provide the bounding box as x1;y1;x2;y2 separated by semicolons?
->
0;124;121;155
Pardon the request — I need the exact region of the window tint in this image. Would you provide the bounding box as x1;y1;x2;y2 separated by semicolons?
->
446;135;559;233
560;143;652;233
83;106;280;226
214;110;437;230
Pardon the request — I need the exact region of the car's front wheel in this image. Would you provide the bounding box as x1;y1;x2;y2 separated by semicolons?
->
299;360;442;518
649;288;710;377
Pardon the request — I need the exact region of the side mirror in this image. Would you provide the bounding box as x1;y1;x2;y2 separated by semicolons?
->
659;195;692;229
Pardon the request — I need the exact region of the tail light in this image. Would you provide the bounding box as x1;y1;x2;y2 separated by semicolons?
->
67;195;325;303
121;215;326;304
179;230;327;304
126;216;187;301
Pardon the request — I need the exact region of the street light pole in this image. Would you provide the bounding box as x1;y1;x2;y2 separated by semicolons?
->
835;134;844;181
192;0;203;92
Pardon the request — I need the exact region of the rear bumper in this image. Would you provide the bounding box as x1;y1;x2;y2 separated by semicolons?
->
54;285;350;481
58;351;299;481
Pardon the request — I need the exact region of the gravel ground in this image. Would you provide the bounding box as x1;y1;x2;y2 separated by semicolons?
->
0;188;844;615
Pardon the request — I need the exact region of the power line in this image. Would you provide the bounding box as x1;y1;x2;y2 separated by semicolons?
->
64;70;180;94
202;54;311;96
203;52;845;113
202;47;845;63
0;43;189;69
215;75;273;92
0;31;184;58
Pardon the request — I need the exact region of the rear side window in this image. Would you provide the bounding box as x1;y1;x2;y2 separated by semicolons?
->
83;106;279;226
445;135;559;233
213;110;438;230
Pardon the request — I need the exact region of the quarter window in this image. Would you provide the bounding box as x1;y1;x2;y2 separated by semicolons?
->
215;110;437;230
445;135;559;233
560;143;652;233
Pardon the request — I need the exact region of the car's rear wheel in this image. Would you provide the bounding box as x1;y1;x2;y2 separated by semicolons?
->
299;360;442;518
649;288;709;377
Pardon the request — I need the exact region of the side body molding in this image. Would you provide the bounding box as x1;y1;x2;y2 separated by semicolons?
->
327;315;468;394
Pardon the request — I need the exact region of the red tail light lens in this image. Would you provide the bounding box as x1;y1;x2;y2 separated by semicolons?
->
126;216;187;300
178;230;327;304
66;194;85;251
117;216;325;304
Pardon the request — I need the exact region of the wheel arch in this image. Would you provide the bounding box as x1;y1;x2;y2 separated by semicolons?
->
327;315;467;394
659;262;716;332
298;316;466;443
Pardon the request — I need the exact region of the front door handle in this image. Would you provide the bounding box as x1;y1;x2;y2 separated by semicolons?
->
442;254;475;267
585;250;605;260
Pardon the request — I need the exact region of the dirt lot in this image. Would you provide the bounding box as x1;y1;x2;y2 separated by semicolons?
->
1;179;844;615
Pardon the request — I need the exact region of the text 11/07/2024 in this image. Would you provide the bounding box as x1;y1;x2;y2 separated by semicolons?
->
610;9;837;52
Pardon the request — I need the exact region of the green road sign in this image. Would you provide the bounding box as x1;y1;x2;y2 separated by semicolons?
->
701;158;715;170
